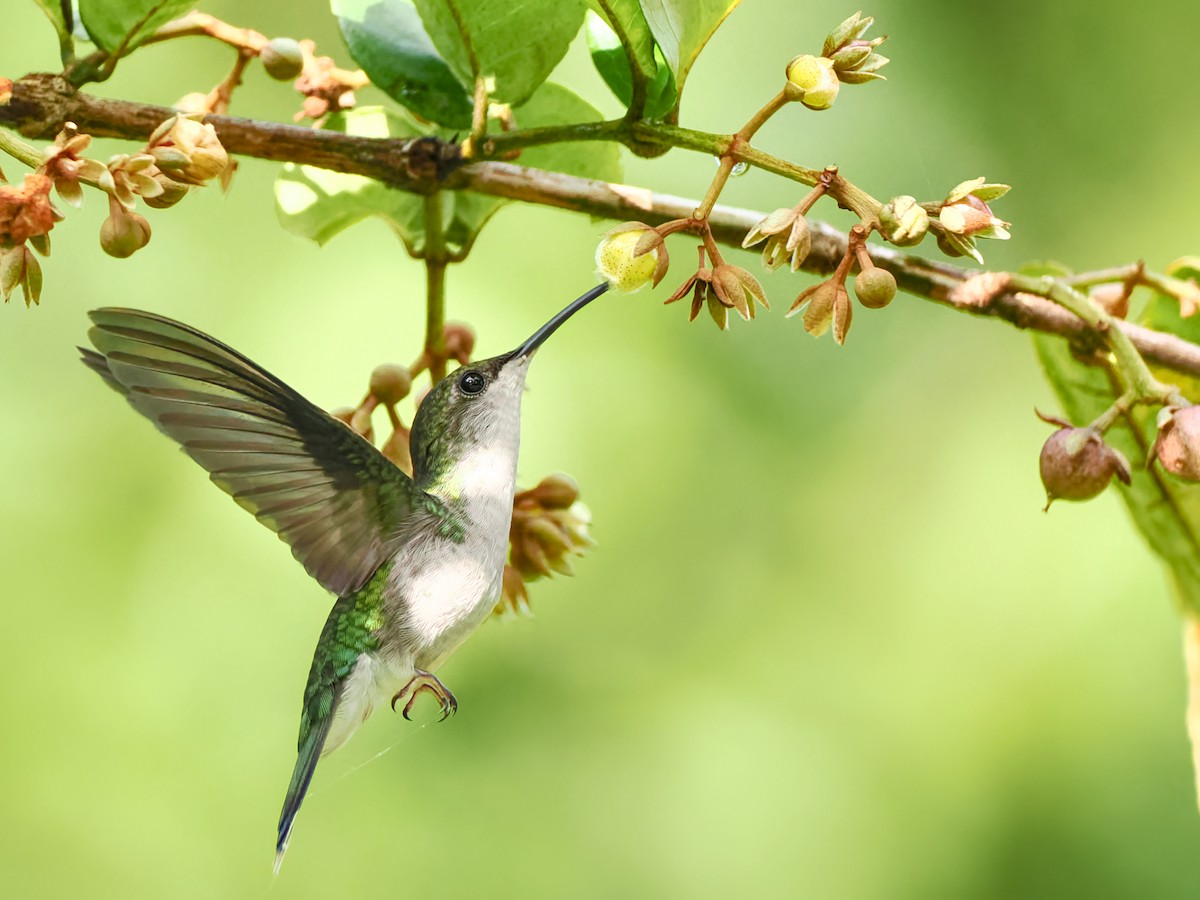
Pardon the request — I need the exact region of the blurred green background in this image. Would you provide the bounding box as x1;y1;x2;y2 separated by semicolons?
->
4;1;1200;897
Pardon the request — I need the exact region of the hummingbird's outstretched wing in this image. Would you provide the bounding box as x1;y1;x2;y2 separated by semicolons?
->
82;308;454;596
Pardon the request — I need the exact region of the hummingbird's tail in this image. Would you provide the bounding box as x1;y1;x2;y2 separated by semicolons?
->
275;583;386;873
275;707;336;875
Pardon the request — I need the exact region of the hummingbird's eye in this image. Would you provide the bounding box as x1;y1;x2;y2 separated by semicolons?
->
457;370;486;395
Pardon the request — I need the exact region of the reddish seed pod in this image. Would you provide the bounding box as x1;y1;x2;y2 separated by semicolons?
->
1155;406;1200;480
1039;425;1131;509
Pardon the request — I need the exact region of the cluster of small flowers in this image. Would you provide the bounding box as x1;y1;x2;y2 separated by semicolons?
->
499;474;593;615
1;115;230;305
784;11;889;111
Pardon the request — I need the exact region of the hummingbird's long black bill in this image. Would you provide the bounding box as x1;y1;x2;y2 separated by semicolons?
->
515;282;610;358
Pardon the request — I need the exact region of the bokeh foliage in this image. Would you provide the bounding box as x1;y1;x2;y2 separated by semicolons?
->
4;1;1200;898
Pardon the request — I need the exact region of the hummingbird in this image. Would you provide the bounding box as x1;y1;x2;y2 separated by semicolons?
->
79;281;609;869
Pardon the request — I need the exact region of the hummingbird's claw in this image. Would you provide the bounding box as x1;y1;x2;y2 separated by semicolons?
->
392;671;458;722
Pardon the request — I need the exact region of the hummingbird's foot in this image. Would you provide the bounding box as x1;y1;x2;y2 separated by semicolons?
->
391;670;458;722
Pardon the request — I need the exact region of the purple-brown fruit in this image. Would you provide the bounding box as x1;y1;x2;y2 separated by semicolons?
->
1155;406;1200;480
1039;425;1131;510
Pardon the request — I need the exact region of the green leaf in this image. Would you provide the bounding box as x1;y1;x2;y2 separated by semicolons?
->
1035;332;1200;613
585;9;675;118
1140;258;1200;400
78;0;195;54
586;12;635;106
412;0;586;106
274;86;621;256
515;82;623;182
275;107;429;252
638;0;740;102
333;0;473;129
31;0;72;44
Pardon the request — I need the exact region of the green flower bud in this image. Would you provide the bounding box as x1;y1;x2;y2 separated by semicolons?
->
854;267;897;309
261;37;305;81
99;197;151;258
878;195;929;247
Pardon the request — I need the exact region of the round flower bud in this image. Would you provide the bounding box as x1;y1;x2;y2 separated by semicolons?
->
1156;406;1200;480
878;195;929;247
261;38;305;81
1039;426;1130;508
595;229;658;292
369;363;413;405
854;266;897;309
785;55;840;110
99;205;151;258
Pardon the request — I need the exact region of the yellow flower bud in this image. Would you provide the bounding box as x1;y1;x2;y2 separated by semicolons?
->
785;55;840;110
595;229;659;292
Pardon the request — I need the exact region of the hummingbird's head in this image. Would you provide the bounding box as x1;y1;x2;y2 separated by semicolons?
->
410;352;532;489
410;282;610;491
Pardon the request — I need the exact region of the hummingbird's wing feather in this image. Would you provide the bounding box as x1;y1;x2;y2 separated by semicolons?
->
277;571;388;872
84;308;453;596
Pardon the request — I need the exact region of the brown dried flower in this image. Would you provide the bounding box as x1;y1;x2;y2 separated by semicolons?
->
293;41;366;122
788;277;853;344
0;174;58;247
497;474;592;615
665;248;768;330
